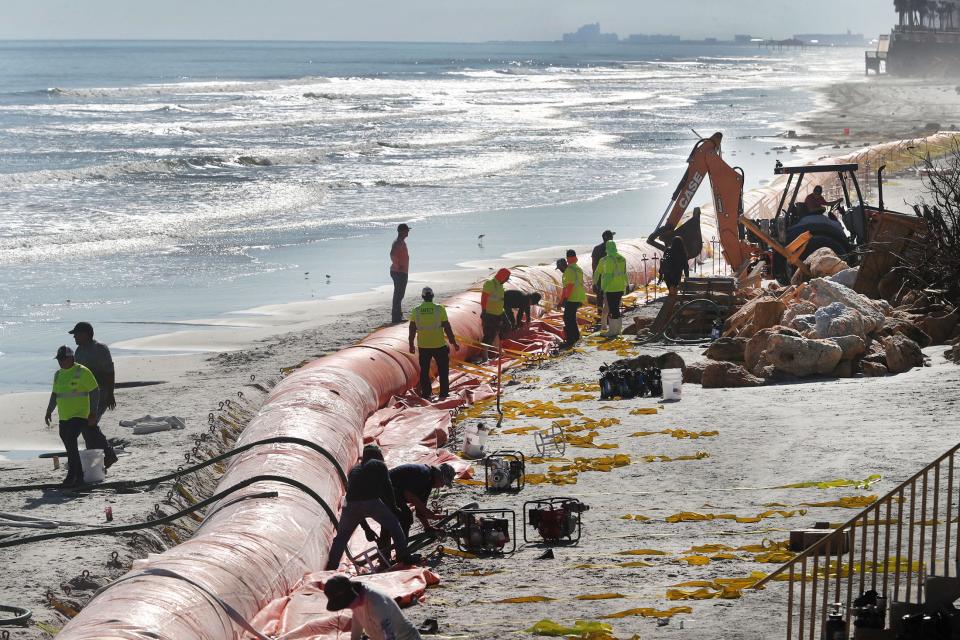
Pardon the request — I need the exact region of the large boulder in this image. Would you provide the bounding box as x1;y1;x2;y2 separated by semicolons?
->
786;314;817;334
705;337;747;362
682;361;708;384
745;326;803;374
656;352;686;370
862;361;888;377
829;267;859;288
761;333;843;377
814;302;867;339
879;319;932;348
701;361;765;388
882;335;926;374
827;335;867;361
805;247;850;278
783;301;818;327
801;278;887;333
917;309;960;345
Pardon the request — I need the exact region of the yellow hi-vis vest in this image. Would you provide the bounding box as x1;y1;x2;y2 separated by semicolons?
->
52;364;98;421
563;262;587;303
411;301;448;349
482;278;505;315
599;253;627;293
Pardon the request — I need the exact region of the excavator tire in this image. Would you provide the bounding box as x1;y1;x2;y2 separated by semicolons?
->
786;217;852;260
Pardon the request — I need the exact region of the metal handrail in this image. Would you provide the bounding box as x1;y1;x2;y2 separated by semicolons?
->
753;441;960;639
754;441;960;589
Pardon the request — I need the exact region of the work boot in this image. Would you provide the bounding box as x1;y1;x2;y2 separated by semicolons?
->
600;306;609;333
605;318;622;338
104;449;118;470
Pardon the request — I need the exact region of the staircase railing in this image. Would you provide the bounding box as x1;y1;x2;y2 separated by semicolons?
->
753;442;960;639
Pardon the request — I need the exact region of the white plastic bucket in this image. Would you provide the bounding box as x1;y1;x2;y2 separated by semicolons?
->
662;370;683;402
79;449;106;484
463;423;488;459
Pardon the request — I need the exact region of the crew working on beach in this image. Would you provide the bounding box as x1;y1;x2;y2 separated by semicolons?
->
390;223;411;325
323;575;422;640
325;445;416;570
44;346;100;487
70;321;118;469
591;230;615;329
595;240;627;338
558;248;587;348
408;287;459;401
503;290;542;329
480;268;511;361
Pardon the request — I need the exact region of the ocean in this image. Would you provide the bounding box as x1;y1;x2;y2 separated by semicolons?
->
0;40;863;392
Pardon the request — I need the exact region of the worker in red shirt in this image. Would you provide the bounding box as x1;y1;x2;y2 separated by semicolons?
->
803;186;841;216
390;224;411;324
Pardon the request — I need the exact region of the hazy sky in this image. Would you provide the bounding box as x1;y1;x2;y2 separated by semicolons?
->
3;1;896;41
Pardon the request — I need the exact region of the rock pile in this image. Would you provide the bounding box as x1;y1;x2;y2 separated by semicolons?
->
685;249;959;387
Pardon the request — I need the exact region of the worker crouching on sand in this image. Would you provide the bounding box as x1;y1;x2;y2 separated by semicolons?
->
324;575;422;640
503;290;542;329
480;268;511;361
409;287;459;401
558;249;587;348
44;346;100;487
325;445;417;570
596;240;627;338
378;463;454;558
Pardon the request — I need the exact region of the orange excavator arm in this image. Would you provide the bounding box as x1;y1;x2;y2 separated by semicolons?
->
647;132;754;272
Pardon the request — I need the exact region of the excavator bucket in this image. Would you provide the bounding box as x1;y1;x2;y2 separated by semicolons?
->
674;209;704;260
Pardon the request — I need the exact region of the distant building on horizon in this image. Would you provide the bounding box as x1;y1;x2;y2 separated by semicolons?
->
562;23;619;44
793;30;866;46
734;34;753;44
625;33;681;44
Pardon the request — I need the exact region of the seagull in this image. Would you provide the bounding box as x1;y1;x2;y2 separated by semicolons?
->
478;234;485;248
325;275;332;284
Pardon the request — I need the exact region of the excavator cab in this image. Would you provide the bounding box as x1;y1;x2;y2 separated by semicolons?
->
765;161;870;283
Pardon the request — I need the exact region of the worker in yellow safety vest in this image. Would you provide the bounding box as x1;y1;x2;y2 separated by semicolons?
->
409;287;460;400
558;249;587;348
480;268;511;361
44;346;100;487
595;240;628;338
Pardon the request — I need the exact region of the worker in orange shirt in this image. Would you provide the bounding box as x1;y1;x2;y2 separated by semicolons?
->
480;268;511;362
390;223;411;324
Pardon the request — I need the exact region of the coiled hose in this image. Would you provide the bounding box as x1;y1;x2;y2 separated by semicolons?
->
634;297;724;346
0;474;338;549
0;436;347;494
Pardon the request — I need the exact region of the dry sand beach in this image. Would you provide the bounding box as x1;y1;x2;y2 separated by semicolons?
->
1;73;960;638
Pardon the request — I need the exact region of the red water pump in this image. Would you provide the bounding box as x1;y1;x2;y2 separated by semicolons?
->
454;508;516;554
524;498;588;544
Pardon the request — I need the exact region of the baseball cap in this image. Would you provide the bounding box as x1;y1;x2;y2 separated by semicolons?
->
68;322;94;336
602;230;615;241
323;576;360;611
421;286;434;299
555;258;567;271
397;223;411;232
54;345;74;360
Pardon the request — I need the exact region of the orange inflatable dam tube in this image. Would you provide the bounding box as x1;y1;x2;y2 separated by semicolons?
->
56;256;659;640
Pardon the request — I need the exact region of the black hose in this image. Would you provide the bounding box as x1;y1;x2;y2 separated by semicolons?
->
0;475;338;549
635;297;724;346
0;436;347;494
0;603;32;626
